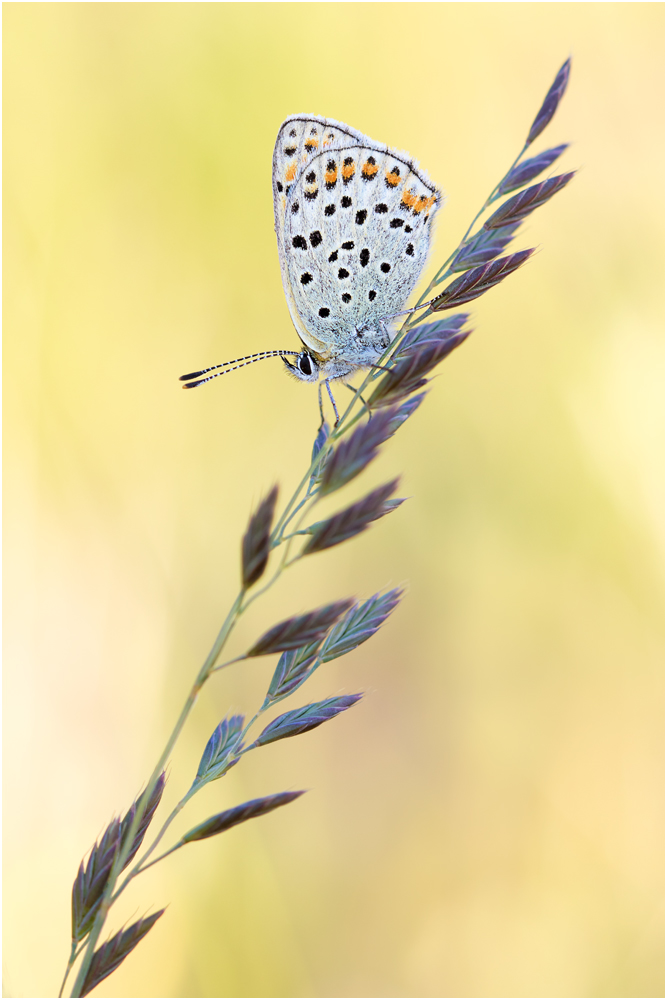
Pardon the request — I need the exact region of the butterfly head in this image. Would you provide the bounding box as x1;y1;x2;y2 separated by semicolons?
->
282;350;321;383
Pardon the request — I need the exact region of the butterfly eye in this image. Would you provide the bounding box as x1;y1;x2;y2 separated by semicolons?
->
298;353;314;376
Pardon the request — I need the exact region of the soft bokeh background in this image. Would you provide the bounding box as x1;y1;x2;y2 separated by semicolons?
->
4;4;663;998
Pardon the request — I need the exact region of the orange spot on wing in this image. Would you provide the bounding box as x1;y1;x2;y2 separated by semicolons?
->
305;138;319;150
325;165;338;184
342;161;356;179
401;189;417;209
413;194;437;214
285;162;297;183
385;169;401;186
362;160;379;178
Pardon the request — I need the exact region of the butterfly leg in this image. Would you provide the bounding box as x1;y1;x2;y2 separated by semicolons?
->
325;380;340;425
344;383;372;421
317;382;326;427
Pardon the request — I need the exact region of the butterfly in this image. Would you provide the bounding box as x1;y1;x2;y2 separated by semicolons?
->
180;115;442;417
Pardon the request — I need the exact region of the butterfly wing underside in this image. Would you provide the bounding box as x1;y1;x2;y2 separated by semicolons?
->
272;115;442;359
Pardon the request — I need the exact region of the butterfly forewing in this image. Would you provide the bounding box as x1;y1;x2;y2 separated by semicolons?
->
273;117;361;348
273;117;364;232
273;116;442;360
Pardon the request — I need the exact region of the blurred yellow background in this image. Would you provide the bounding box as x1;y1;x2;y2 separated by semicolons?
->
4;4;663;998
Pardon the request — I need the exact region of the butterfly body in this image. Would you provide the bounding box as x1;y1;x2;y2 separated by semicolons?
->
273;115;443;382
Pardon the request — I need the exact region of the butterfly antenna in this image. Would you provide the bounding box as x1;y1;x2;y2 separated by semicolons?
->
382;303;433;321
179;351;300;389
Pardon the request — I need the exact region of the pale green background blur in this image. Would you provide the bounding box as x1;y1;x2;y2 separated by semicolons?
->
4;4;663;998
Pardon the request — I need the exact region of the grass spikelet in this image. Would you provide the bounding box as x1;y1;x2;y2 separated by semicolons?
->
319;408;405;495
71;819;122;946
498;144;569;195
79;911;165;997
118;773;167;869
396;315;470;356
450;223;523;272
193;715;245;787
527;57;571;144
320;589;403;662
484;174;575;230
180;791;306;844
369;331;471;407
302;480;403;554
242;486;279;587
246;601;355;656
432;250;536;310
264;641;324;704
252;695;363;747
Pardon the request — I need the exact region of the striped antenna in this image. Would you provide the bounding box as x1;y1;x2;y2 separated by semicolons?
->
179;350;300;389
